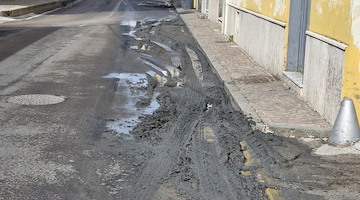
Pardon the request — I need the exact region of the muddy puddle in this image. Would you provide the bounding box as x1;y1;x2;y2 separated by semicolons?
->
103;73;160;139
105;12;186;140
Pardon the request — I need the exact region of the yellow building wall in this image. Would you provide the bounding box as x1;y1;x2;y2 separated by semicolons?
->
193;0;197;9
343;46;360;123
343;1;360;123
235;0;290;23
309;0;360;122
309;0;351;44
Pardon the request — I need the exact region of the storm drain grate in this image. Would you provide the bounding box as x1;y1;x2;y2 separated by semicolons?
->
7;94;66;105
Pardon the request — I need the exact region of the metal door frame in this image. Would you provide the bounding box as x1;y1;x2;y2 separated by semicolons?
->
286;0;311;73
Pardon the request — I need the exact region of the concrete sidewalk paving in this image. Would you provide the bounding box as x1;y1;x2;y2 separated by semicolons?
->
0;0;55;11
177;9;331;138
0;0;74;18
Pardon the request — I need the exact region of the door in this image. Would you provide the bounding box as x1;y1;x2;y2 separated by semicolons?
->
218;0;223;20
286;0;311;73
206;0;209;13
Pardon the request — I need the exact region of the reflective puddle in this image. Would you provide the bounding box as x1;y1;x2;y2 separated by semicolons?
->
121;19;142;40
103;73;160;140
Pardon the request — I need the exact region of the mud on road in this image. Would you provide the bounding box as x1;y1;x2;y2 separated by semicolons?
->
102;4;268;199
1;0;360;199
105;3;360;200
96;3;307;200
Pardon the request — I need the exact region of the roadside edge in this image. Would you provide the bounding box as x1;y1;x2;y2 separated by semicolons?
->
176;7;331;138
0;0;75;17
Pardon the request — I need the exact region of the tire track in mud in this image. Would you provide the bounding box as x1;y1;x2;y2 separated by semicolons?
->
126;20;267;200
114;3;268;199
132;111;201;199
114;3;360;200
188;122;249;199
130;51;208;199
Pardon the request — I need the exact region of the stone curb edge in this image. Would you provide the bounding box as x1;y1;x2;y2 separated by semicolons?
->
0;0;75;17
176;8;331;138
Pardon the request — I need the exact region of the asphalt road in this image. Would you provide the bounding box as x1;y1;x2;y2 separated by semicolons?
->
1;0;360;200
0;0;176;199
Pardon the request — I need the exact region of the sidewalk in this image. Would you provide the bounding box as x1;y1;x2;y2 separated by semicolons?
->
0;0;54;11
0;0;73;18
178;9;331;137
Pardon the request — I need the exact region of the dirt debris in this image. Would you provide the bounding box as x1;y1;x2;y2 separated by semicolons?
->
110;3;360;200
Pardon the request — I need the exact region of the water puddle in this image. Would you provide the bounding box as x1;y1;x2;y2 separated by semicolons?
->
103;73;148;88
122;30;137;38
120;19;142;40
146;70;157;77
130;45;139;50
120;19;137;28
103;73;160;140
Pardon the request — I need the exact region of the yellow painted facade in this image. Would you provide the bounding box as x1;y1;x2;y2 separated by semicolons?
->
193;0;197;9
309;0;351;44
309;0;360;122
343;1;360;123
343;46;360;122
236;0;290;23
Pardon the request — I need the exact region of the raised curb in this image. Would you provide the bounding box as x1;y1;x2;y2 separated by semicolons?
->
176;8;265;131
176;8;331;138
0;0;75;17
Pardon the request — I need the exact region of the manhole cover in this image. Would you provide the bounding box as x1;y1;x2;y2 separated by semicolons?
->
7;94;66;105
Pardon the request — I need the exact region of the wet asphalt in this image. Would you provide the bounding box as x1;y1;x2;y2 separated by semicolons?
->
1;0;360;200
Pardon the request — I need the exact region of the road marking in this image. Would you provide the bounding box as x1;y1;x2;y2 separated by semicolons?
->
240;170;252;176
265;188;284;200
239;141;252;166
240;141;261;175
203;126;216;143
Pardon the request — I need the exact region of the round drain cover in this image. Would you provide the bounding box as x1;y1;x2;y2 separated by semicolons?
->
7;94;66;105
